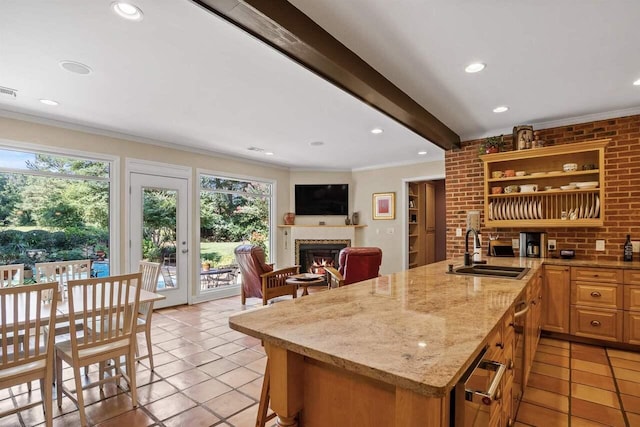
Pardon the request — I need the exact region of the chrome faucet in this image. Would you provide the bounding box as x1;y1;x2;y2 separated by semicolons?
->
464;228;481;266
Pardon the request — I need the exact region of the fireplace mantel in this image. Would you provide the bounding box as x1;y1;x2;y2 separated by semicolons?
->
280;225;364;266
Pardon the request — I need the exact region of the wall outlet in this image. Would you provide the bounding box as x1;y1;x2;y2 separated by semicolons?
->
512;238;520;249
633;241;640;253
596;239;606;251
548;239;557;251
456;228;462;237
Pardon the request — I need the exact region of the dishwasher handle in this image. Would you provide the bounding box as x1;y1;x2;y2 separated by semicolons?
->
464;360;507;405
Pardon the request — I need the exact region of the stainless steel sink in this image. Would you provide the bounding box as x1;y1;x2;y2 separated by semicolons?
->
449;264;530;280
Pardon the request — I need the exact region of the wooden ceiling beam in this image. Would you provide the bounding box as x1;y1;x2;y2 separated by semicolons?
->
192;0;460;150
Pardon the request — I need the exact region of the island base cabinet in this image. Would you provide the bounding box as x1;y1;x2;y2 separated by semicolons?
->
624;311;640;345
570;307;623;342
265;343;450;427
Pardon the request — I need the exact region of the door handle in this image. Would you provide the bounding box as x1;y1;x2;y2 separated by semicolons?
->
181;249;188;254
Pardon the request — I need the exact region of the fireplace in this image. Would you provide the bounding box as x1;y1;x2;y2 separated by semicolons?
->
295;239;350;274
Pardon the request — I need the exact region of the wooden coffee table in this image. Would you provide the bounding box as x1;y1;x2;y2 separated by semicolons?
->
286;274;326;296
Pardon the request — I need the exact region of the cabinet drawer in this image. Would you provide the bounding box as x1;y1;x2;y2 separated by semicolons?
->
570;307;622;342
485;326;505;363
624;286;640;311
572;282;622;309
571;267;623;284
624;270;640;285
624;311;640;346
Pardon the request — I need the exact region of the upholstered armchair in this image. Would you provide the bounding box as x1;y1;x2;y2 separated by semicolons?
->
325;247;383;287
234;244;300;305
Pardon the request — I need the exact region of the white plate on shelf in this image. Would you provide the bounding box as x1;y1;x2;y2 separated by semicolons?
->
488;202;493;220
594;196;600;217
523;201;529;219
495;201;501;220
537;200;542;219
529;201;535;219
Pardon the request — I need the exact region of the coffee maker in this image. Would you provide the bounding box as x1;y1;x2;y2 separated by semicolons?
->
519;231;548;258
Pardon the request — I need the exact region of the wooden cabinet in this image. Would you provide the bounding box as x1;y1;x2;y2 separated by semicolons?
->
624;271;640;345
407;182;435;268
480;139;609;228
570;267;623;342
542;265;570;333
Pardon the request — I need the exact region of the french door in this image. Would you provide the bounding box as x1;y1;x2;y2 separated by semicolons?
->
129;173;189;307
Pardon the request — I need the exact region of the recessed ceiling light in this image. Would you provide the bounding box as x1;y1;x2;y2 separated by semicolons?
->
39;99;59;106
634;78;640;86
417;151;427;155
465;62;486;73
371;128;383;134
493;106;509;113
309;141;324;147
59;60;92;75
111;2;144;21
265;152;274;156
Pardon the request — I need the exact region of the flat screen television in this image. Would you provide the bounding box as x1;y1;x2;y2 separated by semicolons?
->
295;184;349;216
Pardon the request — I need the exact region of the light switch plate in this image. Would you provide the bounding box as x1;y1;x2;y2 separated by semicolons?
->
456;228;462;237
596;239;606;251
548;239;557;251
512;238;520;249
633;241;640;253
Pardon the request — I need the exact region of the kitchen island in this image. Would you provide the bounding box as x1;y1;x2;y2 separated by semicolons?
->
229;257;543;426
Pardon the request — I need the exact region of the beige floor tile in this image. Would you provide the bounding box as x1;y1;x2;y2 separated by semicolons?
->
612;366;640;383
217;366;262;389
164;406;220;427
135;380;180;405
527;372;569;395
152;360;195;378
84;393;138;425
198;358;240;377
94;408;155;427
164;368;212;390
182;378;233;403
244;356;268;375
211;342;246;357
203;390;255;419
571;383;620;409
521;387;569;412
144;392;197;421
225;348;266;366
51;411;82;427
530;361;570;380
237;377;265;401
620;393;640;415
516;401;568;426
168;343;207;359
181;350;222;367
571;348;609;364
570;397;626;427
534;351;570;368
571;359;612;376
571;369;616;392
225;403;262;427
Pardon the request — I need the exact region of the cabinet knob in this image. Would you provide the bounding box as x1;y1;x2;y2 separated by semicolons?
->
496;342;504;349
590;291;602;298
590;320;601;327
508;358;514;370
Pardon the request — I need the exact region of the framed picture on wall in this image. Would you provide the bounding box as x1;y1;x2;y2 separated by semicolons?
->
372;192;395;220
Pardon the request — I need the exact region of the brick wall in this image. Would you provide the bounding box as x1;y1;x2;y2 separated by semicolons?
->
445;114;640;261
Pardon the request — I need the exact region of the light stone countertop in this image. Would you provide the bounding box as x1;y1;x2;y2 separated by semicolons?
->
229;257;546;397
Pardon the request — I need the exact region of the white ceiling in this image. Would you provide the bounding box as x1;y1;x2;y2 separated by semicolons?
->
1;1;639;171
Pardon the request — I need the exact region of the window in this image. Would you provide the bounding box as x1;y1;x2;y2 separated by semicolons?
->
199;174;273;293
0;147;112;279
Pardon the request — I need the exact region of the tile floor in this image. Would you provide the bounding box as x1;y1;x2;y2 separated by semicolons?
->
3;294;640;426
515;337;640;427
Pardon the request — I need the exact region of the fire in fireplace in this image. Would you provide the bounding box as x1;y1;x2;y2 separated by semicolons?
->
295;239;350;274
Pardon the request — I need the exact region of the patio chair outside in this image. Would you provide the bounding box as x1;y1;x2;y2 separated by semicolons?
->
0;264;24;287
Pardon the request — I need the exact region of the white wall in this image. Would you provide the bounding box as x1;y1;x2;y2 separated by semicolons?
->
351;161;445;274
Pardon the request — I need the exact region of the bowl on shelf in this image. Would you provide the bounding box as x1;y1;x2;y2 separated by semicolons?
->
491;186;503;194
560;184;577;191
515;171;526;176
576;181;599;189
582;163;596;170
504;169;516;177
492;171;504;179
520;184;538;193
504;185;519;194
563;163;578;172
